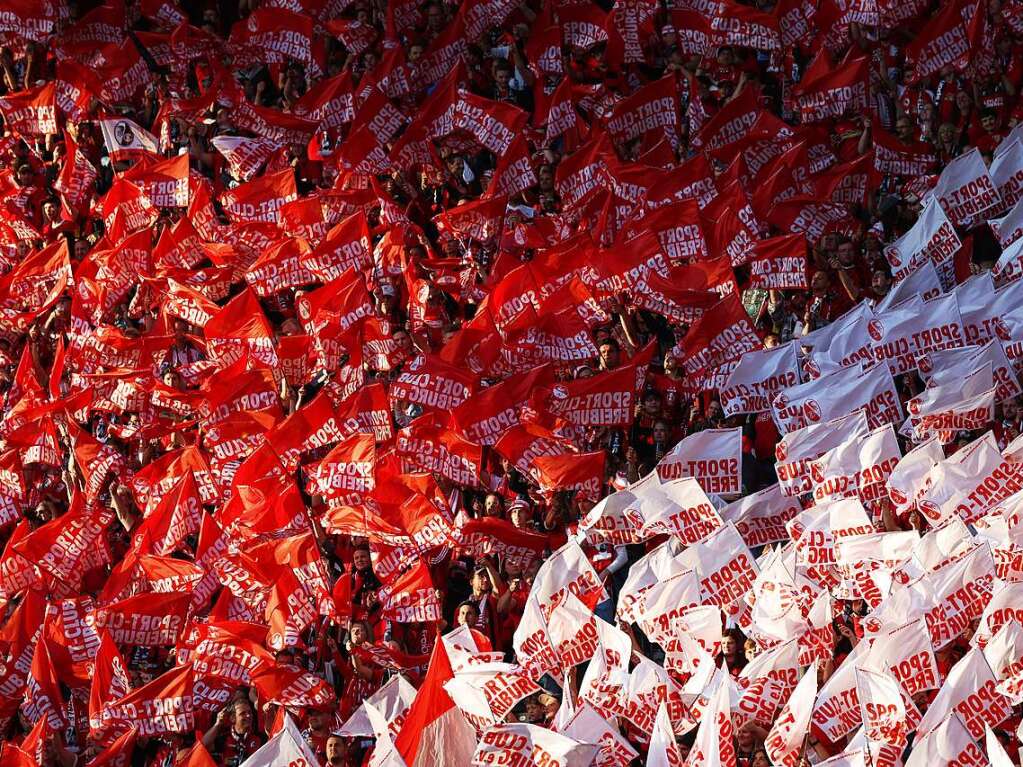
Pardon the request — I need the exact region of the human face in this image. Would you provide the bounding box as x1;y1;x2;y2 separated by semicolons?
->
426;4;444;30
653;423;669;443
232;702;253;733
871;271;891;297
737;728;755;750
895;117;914;142
811;271;830;295
353;549;370;571
472;569;491;595
982;114;998;133
326;736;346;765
456;604;478;626
836;241;856;266
598;342;619;369
309;709;329;732
510;505;530;528
484;494;502;516
350;622;369;645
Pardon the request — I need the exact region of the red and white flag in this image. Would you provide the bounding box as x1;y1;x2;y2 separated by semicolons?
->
655;427;743;496
394;639;478;767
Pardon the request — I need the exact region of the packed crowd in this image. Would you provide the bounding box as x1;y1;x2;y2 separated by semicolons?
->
2;0;1023;765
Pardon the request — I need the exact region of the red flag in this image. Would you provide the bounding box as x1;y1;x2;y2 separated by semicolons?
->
606;75;680;149
530;451;606;502
872;119;938;176
396;415;483;488
379;558;443;623
679;292;764;390
905;0;984;83
55;129;97;211
251;664;335;709
748;234;810;290
22;635;66;731
793;51;870;122
203;287;279;369
220;169;298;224
389;354;479;414
310;433;376;503
120;152;189;208
89;631;132;737
82;727;138;767
98;665;194;740
0;82;56;136
93;592;190;646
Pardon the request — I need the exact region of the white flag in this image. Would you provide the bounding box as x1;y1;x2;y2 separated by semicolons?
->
872;292;966;376
905;714;986;767
771;362;902;435
720;342;801;417
656;427;743;496
775;411;870;496
855;667;908;749
100;117;159;160
990;138;1023;212
921;340;1022;404
986;725;1016;767
239;714;319;767
929;147;1002;228
684;673;735;767
883;196;961;279
809;424;902;506
989;193;1023;248
916;647;1013;741
648;703;685;767
338;675;418;738
875;260;943;312
471;723;598;767
562;703;639;767
764;661;818;767
719;483;802;549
